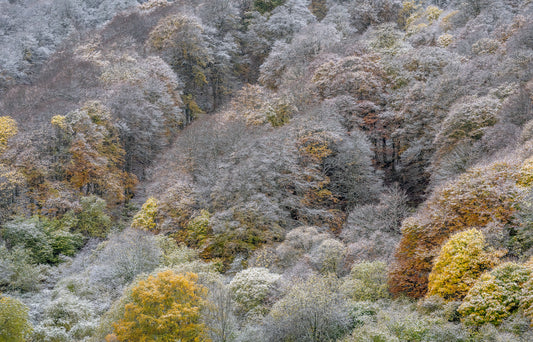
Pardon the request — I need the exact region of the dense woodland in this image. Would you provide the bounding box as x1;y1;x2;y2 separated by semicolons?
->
1;0;533;341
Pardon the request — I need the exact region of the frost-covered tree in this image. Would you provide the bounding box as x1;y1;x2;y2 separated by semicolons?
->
427;228;501;301
459;262;531;326
229;267;280;317
0;294;32;342
266;275;351;342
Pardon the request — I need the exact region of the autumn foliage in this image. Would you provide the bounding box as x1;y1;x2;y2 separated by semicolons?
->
389;160;522;298
0;294;33;341
113;270;208;342
53;102;137;203
427;229;501;301
459;262;532;326
0;116;18;153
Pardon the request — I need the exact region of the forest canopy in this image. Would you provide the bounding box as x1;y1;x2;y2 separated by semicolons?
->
1;0;533;341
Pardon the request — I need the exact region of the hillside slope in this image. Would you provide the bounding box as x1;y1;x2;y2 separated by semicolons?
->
1;0;533;341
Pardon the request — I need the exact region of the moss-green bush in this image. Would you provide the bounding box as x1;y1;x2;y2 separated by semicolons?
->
459;263;531;326
342;261;390;301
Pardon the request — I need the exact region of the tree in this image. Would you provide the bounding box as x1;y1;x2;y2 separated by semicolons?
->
520;259;533;325
389;160;521;298
1;216;84;264
275;226;331;268
203;280;237;342
113;270;208;342
131;197;159;232
253;0;285;14
0;294;32;342
341;261;390;301
102;55;184;177
341;186;408;263
0;243;46;292
312;54;388;103
74;195;112;238
309;0;328;21
93;229;162;287
310;238;346;274
259;23;341;90
52;101;137;204
459;262;531;326
345;0;402;33
147;14;213;115
240;0;316;81
427;229;501;301
266;275;351;342
432;95;502;176
229;267;280;317
179;209;212;249
0;163;25;220
0;116;18;153
33;290;97;341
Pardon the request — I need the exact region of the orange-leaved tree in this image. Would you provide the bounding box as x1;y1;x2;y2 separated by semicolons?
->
52;101;137;203
113;270;209;342
389;160;522;298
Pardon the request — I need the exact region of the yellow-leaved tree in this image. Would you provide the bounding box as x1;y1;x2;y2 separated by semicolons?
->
0;116;18;153
131;197;159;232
112;270;209;342
0;293;33;342
0;117;21;219
427;228;501;301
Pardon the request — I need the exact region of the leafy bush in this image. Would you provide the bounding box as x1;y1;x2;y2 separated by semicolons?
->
0;294;32;342
74;196;112;238
178;209;212;248
310;238;346;274
459;263;531;326
342;261;390;301
1;217;84;265
1;218;53;264
0;243;48;292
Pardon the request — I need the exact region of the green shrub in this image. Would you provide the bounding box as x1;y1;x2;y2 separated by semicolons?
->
459;263;531;326
0;294;33;342
74;196;112;237
1;217;84;265
1;218;53;264
181;210;212;248
253;0;285;14
342;261;390;301
0;243;47;292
